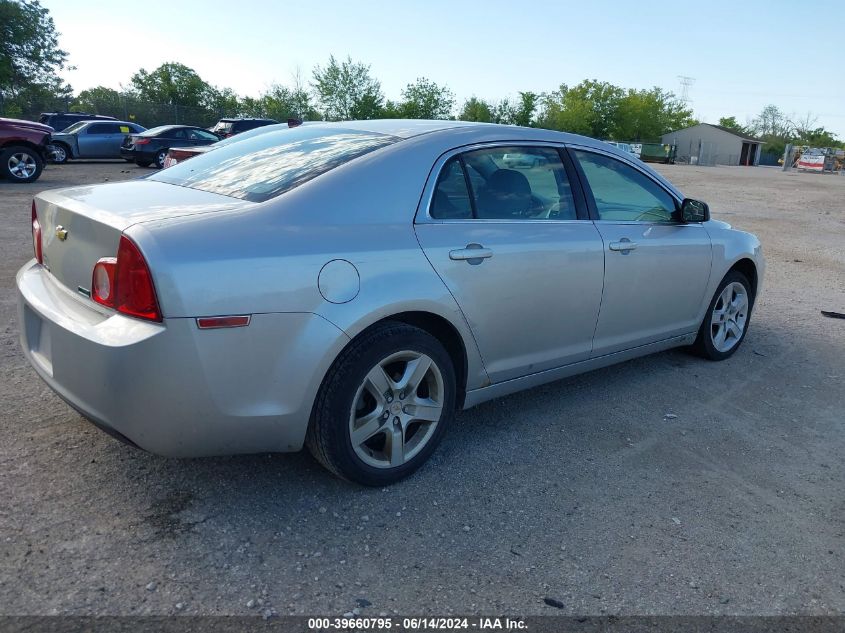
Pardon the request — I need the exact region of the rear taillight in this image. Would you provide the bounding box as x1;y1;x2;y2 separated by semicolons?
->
134;138;151;145
31;201;43;264
92;257;117;307
91;236;161;322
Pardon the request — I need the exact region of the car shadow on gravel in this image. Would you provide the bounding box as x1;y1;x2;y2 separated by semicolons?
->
70;320;808;541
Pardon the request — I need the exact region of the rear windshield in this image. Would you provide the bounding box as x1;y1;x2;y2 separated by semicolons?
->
212;121;233;133
149;126;399;202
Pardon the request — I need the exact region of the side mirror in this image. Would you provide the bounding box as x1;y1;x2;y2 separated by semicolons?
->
679;198;710;223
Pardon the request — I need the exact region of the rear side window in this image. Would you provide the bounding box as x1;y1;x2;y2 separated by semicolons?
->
430;158;472;219
430;146;577;220
573;150;676;222
188;128;218;141
150;126;399;202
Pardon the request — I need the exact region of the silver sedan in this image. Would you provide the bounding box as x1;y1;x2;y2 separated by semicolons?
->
17;120;764;485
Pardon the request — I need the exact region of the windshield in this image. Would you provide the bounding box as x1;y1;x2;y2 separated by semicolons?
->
61;122;87;134
149;126;399;202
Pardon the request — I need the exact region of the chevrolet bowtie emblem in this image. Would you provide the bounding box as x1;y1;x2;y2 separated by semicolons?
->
55;225;68;241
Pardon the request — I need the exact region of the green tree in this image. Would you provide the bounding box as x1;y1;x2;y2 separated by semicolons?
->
717;116;747;134
396;77;454;119
255;83;319;120
0;0;71;112
312;55;383;120
74;86;122;115
129;62;212;108
537;80;624;137
612;87;694;141
511;91;539;127
752;104;791;139
458;97;494;123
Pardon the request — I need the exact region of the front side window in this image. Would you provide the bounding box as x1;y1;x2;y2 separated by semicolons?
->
150;126;399;202
574;150;676;222
429;146;577;221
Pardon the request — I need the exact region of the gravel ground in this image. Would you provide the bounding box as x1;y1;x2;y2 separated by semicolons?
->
0;160;843;616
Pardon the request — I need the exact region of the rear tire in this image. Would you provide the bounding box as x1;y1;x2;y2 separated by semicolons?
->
306;322;456;486
135;159;152;167
154;149;168;169
690;270;754;360
0;145;44;182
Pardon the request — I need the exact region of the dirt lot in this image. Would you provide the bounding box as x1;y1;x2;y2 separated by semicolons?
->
0;160;843;616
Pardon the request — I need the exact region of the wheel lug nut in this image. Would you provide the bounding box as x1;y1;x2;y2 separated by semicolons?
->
399;391;405;400
382;411;389;419
386;395;393;403
393;417;401;426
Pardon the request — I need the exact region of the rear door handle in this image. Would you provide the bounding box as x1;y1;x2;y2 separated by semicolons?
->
609;240;638;252
449;244;493;264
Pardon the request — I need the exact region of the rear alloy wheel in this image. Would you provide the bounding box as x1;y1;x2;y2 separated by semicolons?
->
154;149;168;169
691;271;753;360
0;146;43;183
307;322;456;486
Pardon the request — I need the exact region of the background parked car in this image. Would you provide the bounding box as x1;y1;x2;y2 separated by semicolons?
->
0;117;52;182
209;117;277;138
49;120;146;163
163;119;305;168
120;125;220;168
39;112;117;133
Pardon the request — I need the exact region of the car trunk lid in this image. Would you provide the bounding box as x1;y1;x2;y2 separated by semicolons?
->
35;180;252;298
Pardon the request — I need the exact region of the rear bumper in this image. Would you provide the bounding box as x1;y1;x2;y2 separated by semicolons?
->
16;261;349;457
119;147;150;161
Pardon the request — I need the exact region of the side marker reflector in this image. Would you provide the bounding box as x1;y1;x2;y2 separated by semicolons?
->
196;315;251;329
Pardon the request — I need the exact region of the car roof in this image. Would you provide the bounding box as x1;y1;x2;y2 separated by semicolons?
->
143;125;198;132
218;118;276;123
299;119;618;147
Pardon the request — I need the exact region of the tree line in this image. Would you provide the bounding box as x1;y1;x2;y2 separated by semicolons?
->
1;0;841;151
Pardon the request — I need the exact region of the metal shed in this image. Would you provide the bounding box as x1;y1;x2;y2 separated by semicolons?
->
661;123;763;166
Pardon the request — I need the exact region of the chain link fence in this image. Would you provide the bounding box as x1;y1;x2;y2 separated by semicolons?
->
2;95;245;129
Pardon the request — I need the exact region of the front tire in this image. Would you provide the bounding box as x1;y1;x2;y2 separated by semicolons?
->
306;322;456;486
0;145;44;182
49;143;69;164
691;271;753;360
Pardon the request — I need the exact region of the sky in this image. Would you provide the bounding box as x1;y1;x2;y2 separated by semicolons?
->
42;0;845;136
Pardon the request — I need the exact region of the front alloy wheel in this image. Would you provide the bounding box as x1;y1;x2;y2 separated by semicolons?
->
710;282;749;353
0;146;44;183
691;270;754;360
307;322;456;486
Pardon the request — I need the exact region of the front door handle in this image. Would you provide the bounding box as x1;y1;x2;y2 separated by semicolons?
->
449;243;493;264
609;240;638;252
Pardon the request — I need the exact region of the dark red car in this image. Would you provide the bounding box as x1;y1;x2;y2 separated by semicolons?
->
0;117;52;183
